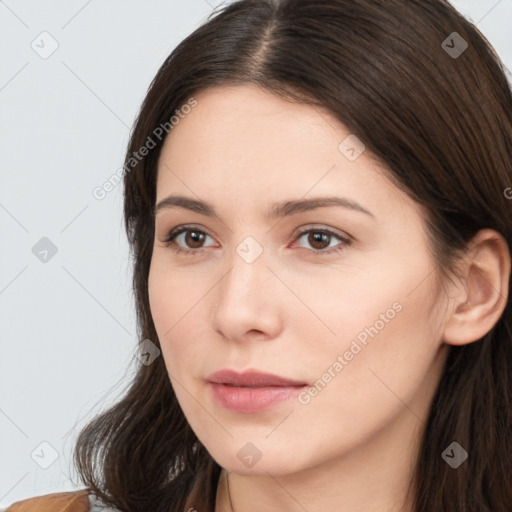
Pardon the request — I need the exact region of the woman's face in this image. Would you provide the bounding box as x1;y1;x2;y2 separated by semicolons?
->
148;84;450;476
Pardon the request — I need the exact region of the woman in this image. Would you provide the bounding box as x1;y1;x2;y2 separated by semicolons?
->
6;0;512;510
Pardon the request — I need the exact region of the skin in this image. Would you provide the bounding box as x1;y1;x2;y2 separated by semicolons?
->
148;84;510;512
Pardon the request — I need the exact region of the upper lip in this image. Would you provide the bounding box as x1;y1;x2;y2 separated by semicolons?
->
207;369;307;387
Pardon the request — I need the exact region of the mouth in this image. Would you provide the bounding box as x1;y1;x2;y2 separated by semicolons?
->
206;369;308;413
206;368;307;387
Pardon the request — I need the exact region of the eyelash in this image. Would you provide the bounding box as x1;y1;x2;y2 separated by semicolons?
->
162;225;352;256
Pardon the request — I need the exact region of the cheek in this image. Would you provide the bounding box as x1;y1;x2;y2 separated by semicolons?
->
297;266;442;436
148;262;211;379
148;255;200;333
296;239;439;371
148;277;207;426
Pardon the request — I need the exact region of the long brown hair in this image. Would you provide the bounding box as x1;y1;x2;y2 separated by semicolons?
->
72;1;512;510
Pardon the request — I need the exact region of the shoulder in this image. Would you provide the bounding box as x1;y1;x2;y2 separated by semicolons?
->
2;489;119;512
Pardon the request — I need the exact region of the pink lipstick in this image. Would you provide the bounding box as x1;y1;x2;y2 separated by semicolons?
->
206;369;308;413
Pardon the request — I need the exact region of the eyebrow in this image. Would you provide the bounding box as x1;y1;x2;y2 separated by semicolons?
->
155;194;375;220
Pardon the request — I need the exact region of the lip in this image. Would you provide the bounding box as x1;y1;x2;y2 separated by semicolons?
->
206;369;308;413
206;369;307;387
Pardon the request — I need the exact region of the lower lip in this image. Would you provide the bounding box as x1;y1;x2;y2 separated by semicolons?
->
208;382;307;413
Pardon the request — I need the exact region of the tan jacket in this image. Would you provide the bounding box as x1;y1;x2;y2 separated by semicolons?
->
3;469;213;512
4;458;220;511
4;490;91;512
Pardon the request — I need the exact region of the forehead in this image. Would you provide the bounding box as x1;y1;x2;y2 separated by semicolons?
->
160;84;349;162
155;84;417;222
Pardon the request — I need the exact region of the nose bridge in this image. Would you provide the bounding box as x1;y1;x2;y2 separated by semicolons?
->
211;231;281;337
212;223;286;341
221;233;269;303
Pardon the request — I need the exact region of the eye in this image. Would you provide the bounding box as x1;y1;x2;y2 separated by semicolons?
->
162;225;215;255
161;225;352;256
293;227;352;255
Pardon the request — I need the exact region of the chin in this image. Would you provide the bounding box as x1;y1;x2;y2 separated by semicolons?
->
208;442;311;477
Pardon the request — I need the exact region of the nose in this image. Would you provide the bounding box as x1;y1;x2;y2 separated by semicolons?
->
211;241;283;343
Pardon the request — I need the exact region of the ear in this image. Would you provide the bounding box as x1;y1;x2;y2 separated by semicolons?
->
443;229;511;346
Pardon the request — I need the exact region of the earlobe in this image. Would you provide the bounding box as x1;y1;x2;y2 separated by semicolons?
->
442;229;511;346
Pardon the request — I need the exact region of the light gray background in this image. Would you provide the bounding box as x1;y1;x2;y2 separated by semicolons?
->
0;0;511;508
